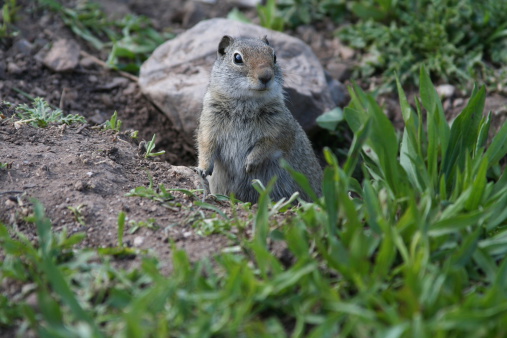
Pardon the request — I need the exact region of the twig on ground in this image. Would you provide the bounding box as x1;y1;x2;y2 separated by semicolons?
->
59;87;68;110
80;50;139;82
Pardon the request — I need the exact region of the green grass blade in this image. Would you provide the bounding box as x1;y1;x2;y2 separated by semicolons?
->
449;227;481;267
343;119;371;177
280;159;321;204
322;166;339;237
465;156;488;211
485;115;507;166
117;211;126;247
253;177;275;247
194;201;229;219
429;210;483;237
442;85;486;181
345;85;406;197
32;200;104;337
419;68;449;144
419;67;450;185
475;112;491;155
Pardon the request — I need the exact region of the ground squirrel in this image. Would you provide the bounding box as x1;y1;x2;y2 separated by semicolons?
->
197;35;322;203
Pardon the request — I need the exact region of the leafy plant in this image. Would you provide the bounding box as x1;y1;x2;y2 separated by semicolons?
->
117;211;126;247
0;0;19;38
277;0;347;27
316;106;344;131
125;173;175;207
129;217;158;234
338;0;507;91
257;0;285;31
130;130;139;139
0;162;11;169
251;0;506;90
274;68;507;334
103;110;122;132
143;134;165;158
227;7;251;24
37;0;173;74
67;204;86;227
15;97;86;127
0;201;98;336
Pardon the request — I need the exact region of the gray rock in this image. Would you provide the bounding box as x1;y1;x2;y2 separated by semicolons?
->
43;39;80;72
139;18;340;144
325;71;349;108
326;61;353;82
13;39;34;56
7;61;22;75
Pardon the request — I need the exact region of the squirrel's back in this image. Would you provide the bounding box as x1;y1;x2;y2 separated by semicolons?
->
197;35;322;202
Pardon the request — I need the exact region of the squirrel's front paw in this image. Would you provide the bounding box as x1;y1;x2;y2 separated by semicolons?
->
197;168;206;178
245;153;267;173
194;161;214;178
245;163;252;173
195;167;210;179
245;158;258;173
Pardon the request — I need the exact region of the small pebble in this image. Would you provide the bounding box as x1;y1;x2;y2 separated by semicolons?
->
453;98;464;108
436;84;455;98
133;236;144;247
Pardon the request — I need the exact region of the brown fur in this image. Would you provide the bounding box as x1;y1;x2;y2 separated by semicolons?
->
197;36;322;203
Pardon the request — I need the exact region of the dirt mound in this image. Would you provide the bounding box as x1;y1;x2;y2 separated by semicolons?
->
0;120;230;273
0;0;199;166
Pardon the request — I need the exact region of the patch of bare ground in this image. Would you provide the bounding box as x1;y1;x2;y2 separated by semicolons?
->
0;120;233;274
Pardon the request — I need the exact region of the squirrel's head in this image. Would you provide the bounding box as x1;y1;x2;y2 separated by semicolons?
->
210;35;283;100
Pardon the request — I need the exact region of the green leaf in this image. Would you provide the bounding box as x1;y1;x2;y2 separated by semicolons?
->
429;210;483;237
280;159;321;204
227;8;251;23
465;156;488;210
485;114;507;166
325;301;376;320
271;262;317;293
449;227;481;267
419;67;450;175
350;3;387;21
345;84;406;196
33;200;52;256
475;112;491;155
253;177;275;247
343;119;371;177
316;107;344;131
479;231;507;256
118;211;126;247
322;166;338;237
285;223;309;259
442;85;486;182
194;201;229;219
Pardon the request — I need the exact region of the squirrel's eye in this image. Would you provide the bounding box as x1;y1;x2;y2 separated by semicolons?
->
274;53;277;64
233;53;243;64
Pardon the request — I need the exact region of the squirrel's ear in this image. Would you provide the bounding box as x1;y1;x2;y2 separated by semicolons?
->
218;35;234;56
262;35;270;46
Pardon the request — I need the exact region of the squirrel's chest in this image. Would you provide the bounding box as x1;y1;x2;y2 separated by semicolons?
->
216;120;258;157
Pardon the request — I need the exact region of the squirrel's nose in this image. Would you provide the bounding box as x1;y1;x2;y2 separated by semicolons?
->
258;69;273;85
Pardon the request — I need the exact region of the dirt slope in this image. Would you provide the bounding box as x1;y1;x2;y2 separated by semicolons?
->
0;119;231;273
